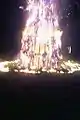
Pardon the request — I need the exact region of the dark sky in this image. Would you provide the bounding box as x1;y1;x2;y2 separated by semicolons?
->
0;0;80;60
0;0;26;60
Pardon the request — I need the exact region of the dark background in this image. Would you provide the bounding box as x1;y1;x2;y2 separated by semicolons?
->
0;0;27;59
0;0;80;60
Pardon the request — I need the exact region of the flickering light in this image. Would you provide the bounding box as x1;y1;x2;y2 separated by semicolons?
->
20;0;63;70
0;0;80;74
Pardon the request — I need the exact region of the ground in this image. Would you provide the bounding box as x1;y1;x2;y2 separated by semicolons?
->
0;72;80;117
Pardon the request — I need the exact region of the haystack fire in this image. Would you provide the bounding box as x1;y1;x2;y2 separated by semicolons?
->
20;0;63;70
0;0;80;74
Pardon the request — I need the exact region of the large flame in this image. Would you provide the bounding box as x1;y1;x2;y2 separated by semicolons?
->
0;0;80;74
20;0;63;70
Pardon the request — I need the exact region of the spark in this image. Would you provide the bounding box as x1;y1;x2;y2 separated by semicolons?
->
19;6;24;10
68;46;72;54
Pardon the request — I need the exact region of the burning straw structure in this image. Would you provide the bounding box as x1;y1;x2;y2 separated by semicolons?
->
19;0;63;71
0;0;80;74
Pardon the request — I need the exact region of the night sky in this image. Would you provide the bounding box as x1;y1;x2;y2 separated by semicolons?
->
0;0;80;60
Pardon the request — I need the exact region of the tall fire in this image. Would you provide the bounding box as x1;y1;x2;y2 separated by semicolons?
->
20;0;63;71
0;0;80;74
